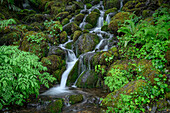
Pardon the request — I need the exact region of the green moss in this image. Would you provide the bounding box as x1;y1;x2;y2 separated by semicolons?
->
84;23;93;29
65;42;73;49
59;31;68;44
86;3;92;9
85;11;100;27
73;30;82;42
83;29;89;33
53;66;66;83
63;22;80;35
74;13;85;23
103;0;120;9
55;11;69;20
105;8;117;14
48;99;63;113
101;25;108;31
69;94;83;104
62;18;69;25
142;10;151;18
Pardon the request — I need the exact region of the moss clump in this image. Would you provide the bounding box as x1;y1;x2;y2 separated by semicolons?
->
59;31;68;44
142;10;151;18
101;25;108;31
85;11;100;27
48;99;63;113
62;18;69;25
53;66;66;83
69;94;83;104
55;12;69;20
108;12;131;34
74;13;85;23
84;23;93;29
105;8;117;14
102;80;146;107
65;42;73;49
86;3;92;9
73;30;82;42
63;22;81;35
103;0;120;9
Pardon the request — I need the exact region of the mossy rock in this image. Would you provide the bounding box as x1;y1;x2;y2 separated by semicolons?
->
73;1;84;9
0;31;22;46
62;18;69;25
83;29;90;33
55;12;69;20
23;14;51;23
67;60;79;86
74;33;100;56
76;70;98;88
59;31;68;44
48;46;65;58
85;11;100;27
74;13;85;23
73;30;82;42
21;31;48;58
63;22;81;35
53;66;66;83
47;99;63;113
93;8;100;14
30;22;43;32
28;0;42;8
86;3;92;9
41;55;66;74
105;7;117;15
67;15;72;19
92;0;100;5
102;80;147;107
103;0;120;9
69;94;83;104
65;42;73;49
108;12;131;34
101;25;108;31
142;10;152;18
84;23;93;29
65;4;77;13
17;9;36;19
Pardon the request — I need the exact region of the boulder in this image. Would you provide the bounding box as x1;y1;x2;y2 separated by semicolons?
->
54;11;69;20
63;22;81;35
103;0;120;9
74;33;100;55
73;30;82;42
69;94;83;104
62;18;69;25
47;99;63;113
85;11;100;27
74;13;85;24
59;31;68;44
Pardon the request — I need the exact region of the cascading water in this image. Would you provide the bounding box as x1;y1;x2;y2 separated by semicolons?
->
106;14;111;25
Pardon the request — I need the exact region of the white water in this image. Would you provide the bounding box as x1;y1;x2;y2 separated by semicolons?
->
106;14;111;25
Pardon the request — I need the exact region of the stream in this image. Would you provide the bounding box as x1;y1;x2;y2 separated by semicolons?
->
4;1;124;113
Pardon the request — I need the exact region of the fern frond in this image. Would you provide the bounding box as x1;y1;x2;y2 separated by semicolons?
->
0;18;16;28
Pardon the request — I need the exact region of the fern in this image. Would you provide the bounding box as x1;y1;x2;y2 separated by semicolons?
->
0;18;16;28
0;0;21;11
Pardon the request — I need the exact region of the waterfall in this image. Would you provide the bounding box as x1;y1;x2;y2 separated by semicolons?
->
106;14;111;25
119;0;124;11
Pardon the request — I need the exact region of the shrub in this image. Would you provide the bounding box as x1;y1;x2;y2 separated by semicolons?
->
0;46;56;110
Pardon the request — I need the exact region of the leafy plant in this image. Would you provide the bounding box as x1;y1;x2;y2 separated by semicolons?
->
0;0;21;11
0;46;56;110
0;18;16;29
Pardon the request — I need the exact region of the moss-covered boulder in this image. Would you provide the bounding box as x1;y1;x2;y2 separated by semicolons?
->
84;23;93;29
23;14;51;23
105;7;117;15
65;4;76;13
102;80;146;107
0;31;22;46
48;46;65;58
67;60;79;86
47;99;63;113
63;22;81;35
59;31;68;44
65;42;73;49
73;30;82;42
86;3;92;9
85;11;100;27
76;70;98;88
17;9;36;19
92;0;100;5
54;11;69;20
41;55;66;74
21;31;48;58
101;25;108;31
69;94;83;104
108;12;131;34
103;0;120;9
73;1;84;9
74;33;100;56
74;13;85;24
62;18;69;25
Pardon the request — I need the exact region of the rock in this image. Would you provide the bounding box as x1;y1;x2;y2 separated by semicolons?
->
21;31;49;58
108;12;131;34
103;0;120;9
93;8;100;14
23;14;51;23
65;4;76;13
53;66;66;83
86;3;92;9
48;46;65;58
85;11;100;27
84;23;93;29
105;7;117;15
62;18;69;25
102;80;146;107
17;9;36;19
74;13;85;24
54;11;69;20
59;31;68;44
92;0;100;5
73;30;82;42
47;99;63;113
69;94;83;104
67;60;79;86
101;25;108;32
73;1;84;9
76;70;98;88
142;10;152;18
74;33;100;55
63;22;81;35
41;55;66;74
65;41;73;49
